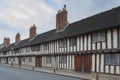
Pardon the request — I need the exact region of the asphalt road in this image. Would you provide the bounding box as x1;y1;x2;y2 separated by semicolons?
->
0;65;82;80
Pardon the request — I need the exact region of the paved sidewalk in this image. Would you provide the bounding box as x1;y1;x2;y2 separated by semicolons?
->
1;64;120;80
19;66;120;80
35;67;120;80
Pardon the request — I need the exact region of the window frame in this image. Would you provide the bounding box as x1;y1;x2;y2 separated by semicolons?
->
92;31;106;43
59;39;67;48
31;45;40;51
43;43;49;50
105;53;120;66
69;38;77;47
59;56;67;64
46;56;52;63
28;57;32;62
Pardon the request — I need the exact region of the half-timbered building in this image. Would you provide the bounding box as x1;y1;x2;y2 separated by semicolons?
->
0;5;120;75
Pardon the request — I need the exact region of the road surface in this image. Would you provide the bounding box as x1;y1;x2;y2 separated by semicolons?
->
0;65;83;80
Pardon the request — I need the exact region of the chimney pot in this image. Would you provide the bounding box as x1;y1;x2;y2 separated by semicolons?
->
3;37;10;47
58;10;61;13
30;24;37;39
56;5;68;31
15;33;20;43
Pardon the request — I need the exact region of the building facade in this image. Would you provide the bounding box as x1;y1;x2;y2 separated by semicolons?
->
0;5;120;75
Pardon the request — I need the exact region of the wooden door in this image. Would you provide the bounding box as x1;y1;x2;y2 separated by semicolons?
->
84;54;91;73
75;55;82;72
6;58;8;64
35;56;42;67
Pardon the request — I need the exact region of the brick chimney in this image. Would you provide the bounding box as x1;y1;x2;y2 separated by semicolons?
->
56;5;68;31
29;24;36;39
3;37;10;47
15;33;20;43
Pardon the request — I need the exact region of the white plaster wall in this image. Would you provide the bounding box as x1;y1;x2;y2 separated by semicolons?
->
84;35;87;51
88;35;91;50
80;36;83;51
91;54;95;72
92;44;96;50
96;54;99;72
22;57;35;66
116;66;120;74
77;37;80;51
105;65;109;73
102;42;106;49
100;54;104;73
97;43;100;49
110;66;114;74
107;30;112;49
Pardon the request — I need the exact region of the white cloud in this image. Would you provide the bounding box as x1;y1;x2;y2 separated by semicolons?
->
0;0;120;44
0;0;56;29
0;0;57;43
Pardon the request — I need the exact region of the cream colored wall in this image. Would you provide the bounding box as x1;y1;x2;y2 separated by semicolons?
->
21;57;35;66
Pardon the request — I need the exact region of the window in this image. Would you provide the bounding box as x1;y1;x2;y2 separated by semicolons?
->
92;31;106;43
20;49;23;53
13;58;15;62
14;49;19;54
92;33;97;43
26;47;30;52
105;53;120;65
59;56;67;63
97;33;101;42
69;38;77;47
119;54;120;65
28;57;32;62
59;39;67;48
22;57;25;62
31;45;40;51
109;54;115;65
105;54;110;65
43;43;49;50
46;56;52;63
100;32;106;41
9;58;11;61
3;52;7;55
116;54;120;65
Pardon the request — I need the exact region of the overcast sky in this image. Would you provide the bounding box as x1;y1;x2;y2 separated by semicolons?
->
0;0;120;44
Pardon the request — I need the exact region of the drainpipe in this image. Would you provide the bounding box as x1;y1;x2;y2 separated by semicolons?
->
53;55;56;74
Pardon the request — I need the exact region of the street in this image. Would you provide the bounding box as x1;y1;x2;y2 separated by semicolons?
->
0;65;82;80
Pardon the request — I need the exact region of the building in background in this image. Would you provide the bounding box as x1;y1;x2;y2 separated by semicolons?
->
0;5;120;75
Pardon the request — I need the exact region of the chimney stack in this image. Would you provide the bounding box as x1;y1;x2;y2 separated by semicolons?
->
3;37;10;47
15;33;20;43
30;24;36;39
56;5;68;31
